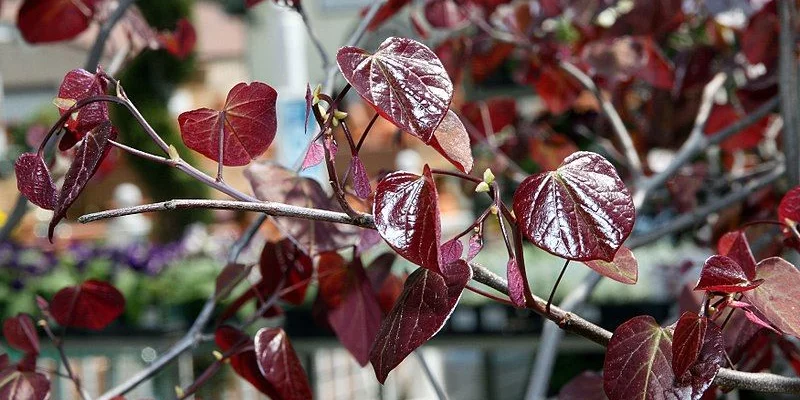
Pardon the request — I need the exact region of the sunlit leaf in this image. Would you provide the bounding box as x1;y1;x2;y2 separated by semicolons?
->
746;257;800;338
55;68;110;150
14;153;57;210
717;231;757;279
582;245;638;284
254;328;312;400
0;369;49;400
428;110;473;173
694;255;763;293
50;280;125;330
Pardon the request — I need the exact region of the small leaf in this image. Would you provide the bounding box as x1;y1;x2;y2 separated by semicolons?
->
50;121;117;240
2;314;39;355
304;83;312;134
694;255;763;293
512;151;635;262
337;37;453;143
259;239;313;305
254;328;313;400
0;369;49;400
370;260;471;383
17;0;101;43
14;153;57;210
717;231;757;280
427;110;473;173
157;18;196;59
582;246;638;284
467;233;483;261
373;165;442;274
475;182;490;193
55;68;110;150
440;239;463;265
50;280;125;330
672;312;707;377
351;156;372;199
506;258;526;307
215;325;280;398
779;186;800;236
745;257;800;338
559;371;607;400
301;141;325;170
179;82;278;166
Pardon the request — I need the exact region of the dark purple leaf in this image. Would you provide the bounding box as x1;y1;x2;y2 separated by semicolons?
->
50;280;125;330
672;312;707;377
2;314;39;355
215;325;280;398
215;263;252;300
55;68;110;151
779;186;800;243
304;83;312;135
49;121;117;241
512;151;635;262
582;245;638;284
370;260;471;383
559;371;607;400
179;82;277;166
424;0;469;29
366;253;398;292
254;328;312;400
14;153;57;210
373;165;442;274
259;239;313;305
351;156;372;199
17;0;102;43
717;231;757;280
745;257;800;338
694;255;763;293
301;141;325;170
427;109;473;173
506;258;527;307
0;369;49;400
467;233;483;261
440;239;463;265
337;37;453;143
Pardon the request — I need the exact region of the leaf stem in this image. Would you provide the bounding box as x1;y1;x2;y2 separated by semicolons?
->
108;140;171;165
429;168;483;184
546;260;571;314
357;113;380;152
465;284;513;305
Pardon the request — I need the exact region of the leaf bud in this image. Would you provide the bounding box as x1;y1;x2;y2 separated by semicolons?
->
475;182;490;193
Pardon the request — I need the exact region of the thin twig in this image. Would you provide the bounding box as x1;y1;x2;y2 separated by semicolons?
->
85;0;137;71
40;321;89;400
779;0;800;186
297;5;331;70
415;350;449;400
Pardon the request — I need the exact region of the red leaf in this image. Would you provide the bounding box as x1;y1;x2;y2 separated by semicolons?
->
672;313;707;377
603;315;724;400
582;36;674;89
506;258;526;307
337;37;453;143
55;68;110;150
318;253;382;366
158;18;196;60
179;82;277;166
559;371;607;400
2;314;39;355
369;260;471;383
50;280;125;330
745;257;800;338
694;255;763;293
427;110;474;173
366;253;403;314
582;245;638;284
777;338;800;376
440;239;463;265
461;98;517;138
301;141;325;170
740;3;779;67
215;325;280;398
529;64;582;115
365;0;413;31
779;186;800;241
704;104;771;152
17;0;101;43
512;151;635;262
636;38;674;90
14;153;57;210
424;0;469;29
49;121;117;241
373;165;442;273
351;156;372;199
260;239;313;305
254;328;312;400
0;369;49;400
529;132;579;172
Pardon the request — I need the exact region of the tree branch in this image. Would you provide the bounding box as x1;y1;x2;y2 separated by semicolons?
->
85;0;137;71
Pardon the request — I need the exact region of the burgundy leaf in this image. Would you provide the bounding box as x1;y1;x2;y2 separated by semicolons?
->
424;0;469;29
427;109;474;173
179;82;277;166
559;371;607;400
370;260;471;383
373;165;442;273
777;338;800;376
215;263;251;300
358;228;383;253
529;64;583;115
157;18;196;59
582;245;638;284
740;2;779;68
260;239;313;305
745;257;800;338
49;121;117;241
512;151;635;262
0;369;49;400
55;68;110;150
778;186;800;241
717;231;757;280
14;153;57;210
216;325;280;398
366;253;403;314
672;312;707;377
351;156;372;199
462;97;517;138
365;0;413;31
704;104;771;152
2;314;39;355
50;280;125;330
254;328;312;400
440;239;463;265
301;141;325;170
337;37;453;143
304;83;312;135
506;258;526;307
318;253;382;366
17;0;101;43
694;255;763;293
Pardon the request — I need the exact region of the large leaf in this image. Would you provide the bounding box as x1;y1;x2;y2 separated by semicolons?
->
14;153;57;210
746;257;800;338
582;245;638;284
2;314;39;355
49;121;117;241
694;255;763;293
337;37;453;143
317;253;382;366
427;110;474;173
369;260;471;383
512;151;635;262
55;68;110;150
373;165;442;273
259;239;313;305
17;0;101;43
215;325;280;398
603;315;724;400
50;280;125;330
179;82;277;166
254;328;312;400
0;369;49;400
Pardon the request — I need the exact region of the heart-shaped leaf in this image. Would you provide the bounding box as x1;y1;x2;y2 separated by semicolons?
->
603;315;724;400
259;239;313;305
14;153;57;210
0;369;49;400
254;328;312;400
512;151;635;262
317;252;382;366
745;257;800;338
582;245;638;284
428;109;473;173
373;165;442;273
179;82;277;166
17;0;101;43
2;314;39;355
337;37;453;143
55;68;110;151
215;325;280;398
351;156;372;199
50;280;125;330
717;231;757;280
672;312;707;377
49;121;117;241
694;255;763;293
370;260;471;383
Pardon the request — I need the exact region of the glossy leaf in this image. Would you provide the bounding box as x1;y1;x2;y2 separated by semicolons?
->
746;257;800;338
694;255;763;293
179;82;277;166
17;0;101;43
49;121;117;241
582;245;638;284
717;231;757;280
672;313;707;377
318;253;382;366
512;151;635;262
559;371;607;400
14;153;57;210
0;369;49;400
370;260;471;383
427;109;474;173
506;258;526;307
50;280;125;330
254;328;312;400
373;165;442;273
2;314;39;355
55;68;110;150
260;239;313;305
216;325;279;398
337;37;453;143
351;156;372;199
